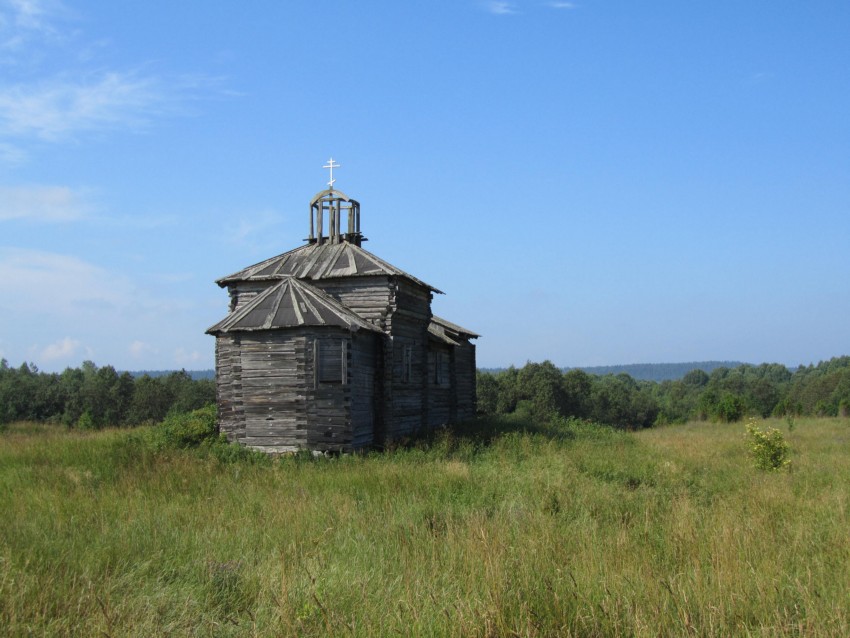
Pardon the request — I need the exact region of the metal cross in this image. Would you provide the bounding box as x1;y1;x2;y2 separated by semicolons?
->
323;157;340;190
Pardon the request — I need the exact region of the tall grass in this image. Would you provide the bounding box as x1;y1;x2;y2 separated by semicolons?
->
1;416;848;636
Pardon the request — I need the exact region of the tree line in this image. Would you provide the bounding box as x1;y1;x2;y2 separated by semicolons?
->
0;360;215;428
4;356;849;431
477;356;850;428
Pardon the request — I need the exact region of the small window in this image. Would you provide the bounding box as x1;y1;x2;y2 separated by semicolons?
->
316;338;346;385
434;352;449;385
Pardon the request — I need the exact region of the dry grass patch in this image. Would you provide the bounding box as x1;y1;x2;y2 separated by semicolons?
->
1;417;849;636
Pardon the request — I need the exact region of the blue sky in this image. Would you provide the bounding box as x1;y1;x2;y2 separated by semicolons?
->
1;0;848;372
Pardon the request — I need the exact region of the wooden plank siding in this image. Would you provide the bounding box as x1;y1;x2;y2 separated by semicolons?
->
350;332;378;448
235;332;308;451
210;232;478;453
215;334;244;442
311;276;394;330
454;342;477;420
427;342;453;427
382;279;433;441
214;329;382;453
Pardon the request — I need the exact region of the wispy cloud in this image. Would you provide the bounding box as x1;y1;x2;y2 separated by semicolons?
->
0;72;173;141
174;347;202;366
0;248;129;313
0;247;194;321
746;71;775;86
40;336;82;361
0;141;25;164
548;1;577;8
0;1;224;163
0;0;61;54
224;209;287;255
0;247;208;369
486;1;518;15
129;340;156;358
0;184;92;221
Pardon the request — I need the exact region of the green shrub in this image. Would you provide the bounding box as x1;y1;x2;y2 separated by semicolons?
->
144;404;270;464
716;394;745;422
158;404;218;448
204;434;271;464
745;418;791;471
75;410;96;430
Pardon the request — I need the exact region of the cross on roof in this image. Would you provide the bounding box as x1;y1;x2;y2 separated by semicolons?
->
323;157;340;190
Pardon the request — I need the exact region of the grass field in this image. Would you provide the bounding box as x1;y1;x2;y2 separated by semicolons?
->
1;416;848;636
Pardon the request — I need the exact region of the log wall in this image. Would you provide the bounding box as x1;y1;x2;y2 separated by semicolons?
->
215;272;475;452
312;277;393;330
454;341;477;420
232;332;309;452
383;279;433;440
215;334;244;441
350;332;379;448
427;342;453;427
227;281;270;312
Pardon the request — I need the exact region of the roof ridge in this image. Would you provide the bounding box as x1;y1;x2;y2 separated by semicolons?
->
215;240;443;294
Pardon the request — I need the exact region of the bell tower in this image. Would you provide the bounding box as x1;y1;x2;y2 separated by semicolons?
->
308;158;364;247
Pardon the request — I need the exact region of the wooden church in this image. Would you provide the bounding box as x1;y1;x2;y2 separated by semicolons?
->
207;162;478;452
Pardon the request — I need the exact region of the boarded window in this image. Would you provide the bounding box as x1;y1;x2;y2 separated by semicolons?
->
402;344;413;383
316;338;346;385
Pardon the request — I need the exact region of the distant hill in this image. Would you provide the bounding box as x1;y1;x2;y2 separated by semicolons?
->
564;361;747;382
123;369;215;381
131;363;747;384
479;361;747;383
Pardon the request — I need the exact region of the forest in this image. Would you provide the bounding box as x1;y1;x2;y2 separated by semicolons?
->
477;356;850;428
0;359;215;428
2;355;849;431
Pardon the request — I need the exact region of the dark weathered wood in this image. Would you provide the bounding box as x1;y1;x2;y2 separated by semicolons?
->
209;187;477;453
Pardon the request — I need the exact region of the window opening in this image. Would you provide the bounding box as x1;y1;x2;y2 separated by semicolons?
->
316;338;346;385
401;344;413;383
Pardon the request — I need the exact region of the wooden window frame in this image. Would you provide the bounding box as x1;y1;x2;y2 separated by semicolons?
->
315;338;347;387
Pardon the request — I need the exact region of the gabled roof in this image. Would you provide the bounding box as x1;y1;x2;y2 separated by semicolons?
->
217;241;442;293
428;314;480;345
206;276;383;335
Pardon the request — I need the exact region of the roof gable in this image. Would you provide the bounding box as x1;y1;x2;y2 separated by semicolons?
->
206;276;383;335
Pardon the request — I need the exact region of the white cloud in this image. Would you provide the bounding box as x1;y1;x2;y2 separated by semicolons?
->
225;209;286;254
40;336;80;361
0;0;60;53
0;72;168;141
0;184;91;221
0;248;129;313
0;141;25;164
129;340;155;357
0;2;222;157
486;1;517;15
174;347;202;366
0;247;211;370
548;1;577;8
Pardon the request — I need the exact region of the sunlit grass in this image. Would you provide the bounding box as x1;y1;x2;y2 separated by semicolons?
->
1;417;848;636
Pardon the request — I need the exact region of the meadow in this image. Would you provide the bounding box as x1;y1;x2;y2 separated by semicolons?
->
1;416;848;636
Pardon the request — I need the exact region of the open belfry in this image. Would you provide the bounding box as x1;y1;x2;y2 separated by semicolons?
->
207;160;478;452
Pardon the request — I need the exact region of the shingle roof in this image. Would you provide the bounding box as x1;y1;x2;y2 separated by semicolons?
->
206;276;383;335
428;314;480;345
216;241;442;293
